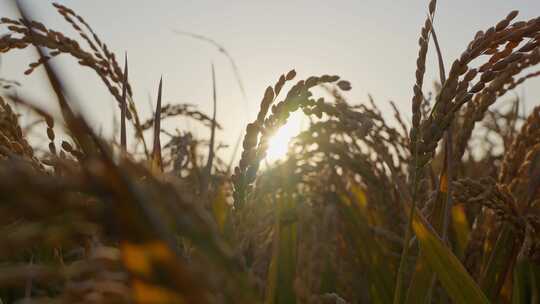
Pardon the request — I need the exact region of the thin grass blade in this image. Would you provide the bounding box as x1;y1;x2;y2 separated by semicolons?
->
151;77;163;172
203;64;217;192
120;53;128;152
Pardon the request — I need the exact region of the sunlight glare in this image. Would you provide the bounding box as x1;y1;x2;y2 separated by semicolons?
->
265;111;304;163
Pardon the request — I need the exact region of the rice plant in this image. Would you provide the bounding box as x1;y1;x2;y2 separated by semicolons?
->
0;1;539;303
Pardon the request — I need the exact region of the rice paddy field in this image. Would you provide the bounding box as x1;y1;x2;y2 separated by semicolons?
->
0;0;540;303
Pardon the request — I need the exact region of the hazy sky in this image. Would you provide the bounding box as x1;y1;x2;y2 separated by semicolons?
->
1;0;539;159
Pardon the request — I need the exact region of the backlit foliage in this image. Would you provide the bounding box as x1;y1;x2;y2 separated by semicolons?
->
0;1;539;303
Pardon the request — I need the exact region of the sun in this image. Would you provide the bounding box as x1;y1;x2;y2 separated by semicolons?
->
265;111;304;163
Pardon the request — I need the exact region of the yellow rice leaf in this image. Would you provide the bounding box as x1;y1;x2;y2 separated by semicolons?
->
132;279;186;304
451;204;470;258
121;241;175;278
212;185;228;233
121;242;153;277
411;211;490;304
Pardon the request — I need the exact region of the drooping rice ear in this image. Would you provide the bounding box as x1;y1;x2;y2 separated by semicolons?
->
15;1;99;158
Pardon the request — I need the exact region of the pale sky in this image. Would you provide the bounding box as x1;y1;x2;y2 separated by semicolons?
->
1;0;539;160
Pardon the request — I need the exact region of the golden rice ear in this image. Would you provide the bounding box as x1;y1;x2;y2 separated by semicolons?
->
3;0;152;156
16;1;102;159
1;1;540;303
285;69;296;80
395;1;439;302
336;80;351;91
232;72;347;210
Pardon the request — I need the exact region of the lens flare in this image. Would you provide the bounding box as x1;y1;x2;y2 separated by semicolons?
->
265;111;303;163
